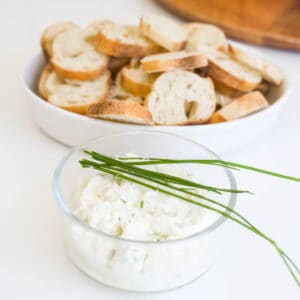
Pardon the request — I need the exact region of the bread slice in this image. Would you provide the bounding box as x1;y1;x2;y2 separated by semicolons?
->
51;28;109;81
87;100;153;125
40;21;79;57
184;23;227;52
38;64;53;99
145;70;216;125
141;51;208;73
94;23;162;57
226;44;283;85
209;91;269;123
120;66;157;96
44;69;110;114
205;51;262;92
139;15;187;51
83;20;112;43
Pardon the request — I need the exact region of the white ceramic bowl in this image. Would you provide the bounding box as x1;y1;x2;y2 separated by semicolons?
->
21;51;289;153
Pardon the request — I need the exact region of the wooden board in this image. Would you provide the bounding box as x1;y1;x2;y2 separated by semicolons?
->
156;0;300;51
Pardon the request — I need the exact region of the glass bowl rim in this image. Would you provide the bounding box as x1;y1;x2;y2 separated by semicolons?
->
53;130;237;244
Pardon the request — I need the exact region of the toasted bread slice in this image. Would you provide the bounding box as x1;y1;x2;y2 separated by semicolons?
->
214;79;270;107
120;66;157;96
44;69;110;114
139;15;187;51
38;64;53;99
87;100;153;125
94;23;162;57
40;21;79;56
226;44;283;85
141;51;208;73
145;70;216;125
209;91;269;123
83;20;112;43
184;23;227;52
51;28;109;81
205;50;262;92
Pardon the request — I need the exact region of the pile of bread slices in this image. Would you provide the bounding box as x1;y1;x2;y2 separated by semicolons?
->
38;15;283;126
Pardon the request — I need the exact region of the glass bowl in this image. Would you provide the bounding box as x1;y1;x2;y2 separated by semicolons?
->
53;131;237;292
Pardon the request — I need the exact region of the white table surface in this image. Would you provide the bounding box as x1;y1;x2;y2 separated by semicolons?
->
1;0;300;298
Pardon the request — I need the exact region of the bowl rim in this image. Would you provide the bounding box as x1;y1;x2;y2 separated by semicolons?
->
21;49;290;132
53;130;237;244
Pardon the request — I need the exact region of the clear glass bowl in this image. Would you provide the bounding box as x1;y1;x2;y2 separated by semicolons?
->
53;131;237;292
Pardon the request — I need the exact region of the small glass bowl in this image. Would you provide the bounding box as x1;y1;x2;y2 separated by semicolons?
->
53;131;236;292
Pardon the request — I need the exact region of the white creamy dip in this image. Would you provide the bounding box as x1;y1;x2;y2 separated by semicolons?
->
66;163;220;291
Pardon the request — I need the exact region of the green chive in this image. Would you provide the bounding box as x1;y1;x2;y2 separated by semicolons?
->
140;200;144;208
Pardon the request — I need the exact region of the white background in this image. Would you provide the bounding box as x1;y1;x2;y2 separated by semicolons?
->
1;0;300;298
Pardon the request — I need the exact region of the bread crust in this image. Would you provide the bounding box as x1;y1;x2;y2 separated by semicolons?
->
141;52;207;73
40;21;79;57
207;112;227;123
87;100;154;125
94;27;162;57
206;59;261;92
139;16;186;51
50;58;108;81
46;71;111;115
209;91;269;123
227;44;283;85
38;63;52;99
51;28;109;81
120;66;156;97
184;22;227;51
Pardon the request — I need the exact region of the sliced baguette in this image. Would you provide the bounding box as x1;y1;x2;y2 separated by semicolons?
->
41;21;79;56
226;44;283;85
94;23;162;57
184;23;227;52
84;20;112;43
87;100;153;125
145;70;216;125
38;64;53;99
139;15;187;51
205;51;262;92
214;80;270;107
120;66;157;96
141;51;208;73
44;69;110;114
209;91;269;123
51;28;109;81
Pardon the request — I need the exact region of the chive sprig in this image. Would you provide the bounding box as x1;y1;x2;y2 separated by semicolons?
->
79;151;300;287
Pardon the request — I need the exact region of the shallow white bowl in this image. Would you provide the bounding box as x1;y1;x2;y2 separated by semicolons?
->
21;51;289;153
